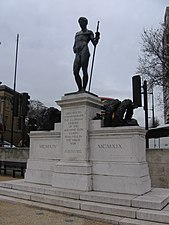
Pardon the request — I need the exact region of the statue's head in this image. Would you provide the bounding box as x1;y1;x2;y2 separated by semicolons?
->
78;17;88;28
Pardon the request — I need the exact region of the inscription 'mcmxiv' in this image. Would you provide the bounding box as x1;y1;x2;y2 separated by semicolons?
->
98;143;122;149
39;144;57;149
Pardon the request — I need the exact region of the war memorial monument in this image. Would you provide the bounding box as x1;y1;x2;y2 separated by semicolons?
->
0;18;169;224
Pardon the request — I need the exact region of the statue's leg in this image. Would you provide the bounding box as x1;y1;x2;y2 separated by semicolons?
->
73;55;82;91
81;52;90;91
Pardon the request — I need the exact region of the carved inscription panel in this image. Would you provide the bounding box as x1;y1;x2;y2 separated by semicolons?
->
62;108;87;160
90;138;137;162
31;139;60;159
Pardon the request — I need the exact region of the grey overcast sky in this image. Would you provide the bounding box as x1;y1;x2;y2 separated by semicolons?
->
0;0;168;125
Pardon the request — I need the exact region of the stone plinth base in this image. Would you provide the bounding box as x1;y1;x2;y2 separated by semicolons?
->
25;93;151;195
25;159;57;185
90;123;151;195
52;162;92;191
93;174;151;195
25;130;61;185
52;92;102;191
92;162;151;195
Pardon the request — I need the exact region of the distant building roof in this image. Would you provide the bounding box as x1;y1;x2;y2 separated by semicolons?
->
99;97;114;102
0;85;20;95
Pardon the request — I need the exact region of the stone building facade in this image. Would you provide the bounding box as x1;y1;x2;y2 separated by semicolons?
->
0;85;22;145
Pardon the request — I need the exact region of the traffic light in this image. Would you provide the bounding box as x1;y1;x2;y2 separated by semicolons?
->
132;75;142;107
22;92;30;116
29;118;37;131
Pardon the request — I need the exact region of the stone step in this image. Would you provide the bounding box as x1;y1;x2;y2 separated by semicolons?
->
0;195;123;225
119;218;169;225
0;180;81;199
1;193;168;225
1;180;169;224
0;185;139;219
0;187;31;200
80;191;137;206
31;193;81;209
12;182;81;200
0;186;139;219
137;208;169;224
0;187;81;209
81;201;139;218
1;180;169;211
0;180;137;207
132;194;169;210
0;180;137;206
80;188;169;210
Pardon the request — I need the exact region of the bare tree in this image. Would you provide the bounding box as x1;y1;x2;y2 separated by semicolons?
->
137;24;169;87
27;100;61;130
28;100;47;129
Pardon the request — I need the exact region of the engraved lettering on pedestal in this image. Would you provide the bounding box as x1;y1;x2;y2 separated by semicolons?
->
63;110;84;154
98;143;123;150
39;144;57;149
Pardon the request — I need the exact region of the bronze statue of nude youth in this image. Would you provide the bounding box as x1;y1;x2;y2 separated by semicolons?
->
73;17;100;91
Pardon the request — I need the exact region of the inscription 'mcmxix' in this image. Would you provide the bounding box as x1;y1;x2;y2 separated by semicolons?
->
98;144;122;149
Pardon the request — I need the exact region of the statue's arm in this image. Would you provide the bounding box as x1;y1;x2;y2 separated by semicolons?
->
90;30;100;46
73;41;76;53
73;37;77;54
73;33;78;54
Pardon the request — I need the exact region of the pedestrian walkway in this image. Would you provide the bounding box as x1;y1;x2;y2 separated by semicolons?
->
0;175;114;225
1;175;169;225
0;197;113;225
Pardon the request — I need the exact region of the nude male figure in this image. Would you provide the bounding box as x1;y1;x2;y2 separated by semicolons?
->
73;17;100;91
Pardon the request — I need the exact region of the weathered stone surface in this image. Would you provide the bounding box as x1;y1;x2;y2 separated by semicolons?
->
147;149;169;188
80;191;137;206
29;131;61;160
0;147;29;161
0;187;31;200
52;93;101;191
93;174;151;195
45;188;81;200
25;169;52;185
52;173;92;191
81;201;138;218
25;92;151;194
119;218;169;225
137;208;169;223
31;193;81;209
90;126;147;163
0;181;169;224
132;194;169;210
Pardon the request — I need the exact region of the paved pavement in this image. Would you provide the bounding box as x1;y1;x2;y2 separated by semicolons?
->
0;175;114;225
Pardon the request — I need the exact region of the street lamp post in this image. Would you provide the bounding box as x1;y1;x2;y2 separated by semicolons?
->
11;34;19;148
0;97;5;145
151;89;155;128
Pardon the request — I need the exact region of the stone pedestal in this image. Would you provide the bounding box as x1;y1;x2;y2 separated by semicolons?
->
25;92;151;195
89;121;151;195
52;92;102;191
25;127;61;185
